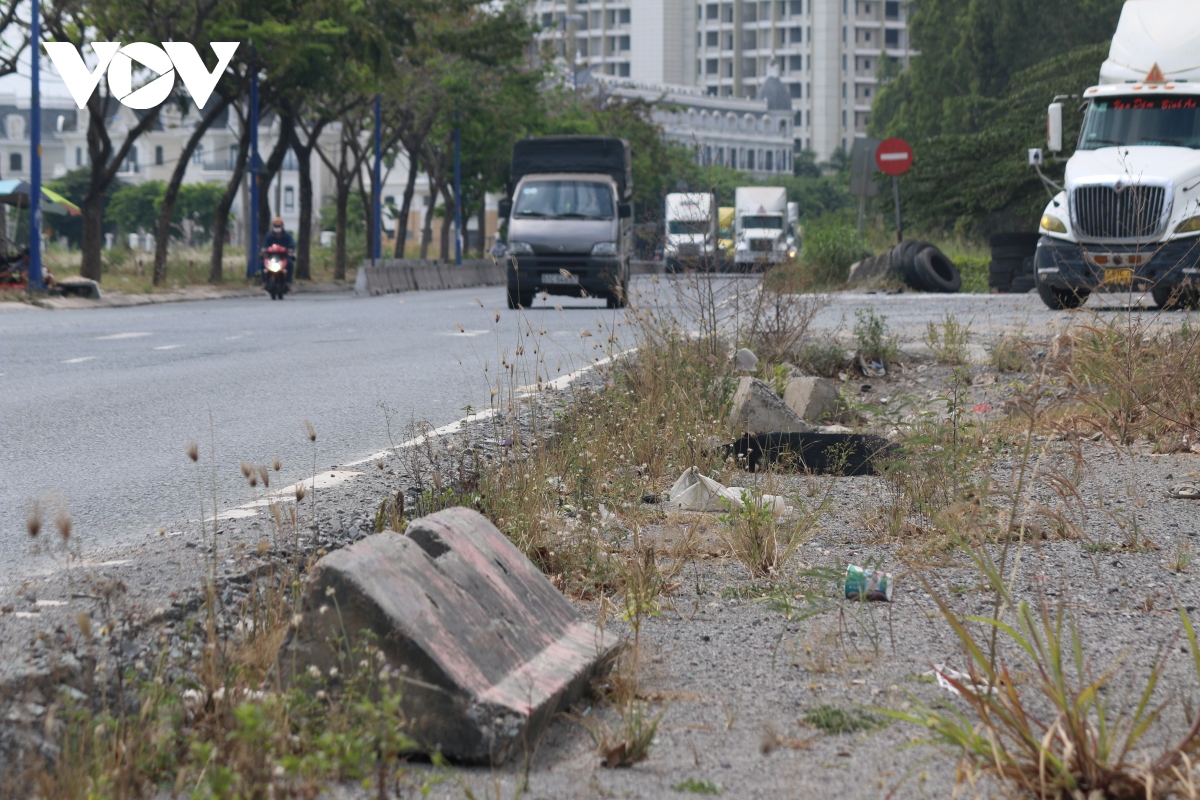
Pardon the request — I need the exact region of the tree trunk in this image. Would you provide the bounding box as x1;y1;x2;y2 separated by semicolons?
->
394;149;419;258
439;182;453;262
477;198;487;258
334;179;349;280
356;167;373;261
289;117;330;282
154;96;231;285
257;126;291;233
420;183;438;260
210;108;251;283
81;192;104;278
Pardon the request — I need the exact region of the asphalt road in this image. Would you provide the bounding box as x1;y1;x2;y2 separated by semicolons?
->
2;279;1191;587
0;286;619;586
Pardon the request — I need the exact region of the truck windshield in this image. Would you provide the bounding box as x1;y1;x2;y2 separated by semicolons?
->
513;180;614;219
668;220;709;234
1079;96;1200;150
742;215;783;229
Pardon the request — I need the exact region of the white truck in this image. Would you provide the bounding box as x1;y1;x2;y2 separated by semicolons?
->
1034;0;1200;310
733;186;792;269
664;192;717;272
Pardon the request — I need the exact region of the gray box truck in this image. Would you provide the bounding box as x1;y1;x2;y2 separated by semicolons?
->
499;136;633;309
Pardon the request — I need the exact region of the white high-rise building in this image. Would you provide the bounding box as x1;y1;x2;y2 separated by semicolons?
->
530;0;916;161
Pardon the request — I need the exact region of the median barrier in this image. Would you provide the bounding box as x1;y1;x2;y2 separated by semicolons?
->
356;258;503;296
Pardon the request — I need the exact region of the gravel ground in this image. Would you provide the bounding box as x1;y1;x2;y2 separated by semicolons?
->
2;288;1199;797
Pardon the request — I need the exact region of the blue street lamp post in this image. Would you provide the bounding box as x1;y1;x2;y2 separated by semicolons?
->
246;72;260;278
28;0;43;290
373;94;382;262
453;111;461;266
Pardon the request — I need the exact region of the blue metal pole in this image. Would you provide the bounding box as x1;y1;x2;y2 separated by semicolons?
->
246;72;259;277
373;94;381;262
28;0;43;291
453;111;462;266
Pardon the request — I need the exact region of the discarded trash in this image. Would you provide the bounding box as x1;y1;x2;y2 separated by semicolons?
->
667;467;788;515
972;403;992;414
641;492;659;504
733;348;759;371
724;432;894;475
929;664;994;697
844;565;893;602
859;355;886;377
1168;483;1200;499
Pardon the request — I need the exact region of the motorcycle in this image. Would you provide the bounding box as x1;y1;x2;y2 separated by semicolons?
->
261;244;292;300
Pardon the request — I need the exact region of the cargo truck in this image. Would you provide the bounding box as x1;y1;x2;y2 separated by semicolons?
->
499;136;633;309
664;192;718;272
1033;0;1200;310
733;187;789;269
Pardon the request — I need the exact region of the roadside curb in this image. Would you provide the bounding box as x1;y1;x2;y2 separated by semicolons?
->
32;281;353;310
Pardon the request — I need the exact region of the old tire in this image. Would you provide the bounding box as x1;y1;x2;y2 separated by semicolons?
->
912;247;961;293
890;240;935;288
1035;273;1089;310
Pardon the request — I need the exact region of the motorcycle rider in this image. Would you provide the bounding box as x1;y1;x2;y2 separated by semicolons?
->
259;217;296;282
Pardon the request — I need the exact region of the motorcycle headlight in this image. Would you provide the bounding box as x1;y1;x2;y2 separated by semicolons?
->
1175;215;1200;234
1040;214;1067;234
591;242;618;257
507;241;534;255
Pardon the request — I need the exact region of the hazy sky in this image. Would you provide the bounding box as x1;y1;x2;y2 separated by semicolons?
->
0;4;72;100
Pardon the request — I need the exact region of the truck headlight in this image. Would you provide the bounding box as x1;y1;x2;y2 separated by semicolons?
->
1175;216;1200;234
508;241;534;255
1040;214;1067;234
591;242;617;256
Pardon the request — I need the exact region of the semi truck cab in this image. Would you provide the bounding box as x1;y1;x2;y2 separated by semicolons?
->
1034;0;1200;309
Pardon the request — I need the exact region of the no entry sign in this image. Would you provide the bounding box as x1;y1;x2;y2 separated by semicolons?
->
875;138;913;176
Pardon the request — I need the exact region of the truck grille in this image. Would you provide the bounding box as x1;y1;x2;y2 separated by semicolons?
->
749;238;774;253
1072;184;1167;240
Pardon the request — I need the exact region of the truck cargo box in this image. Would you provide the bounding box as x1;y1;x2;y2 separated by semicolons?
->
510;136;632;200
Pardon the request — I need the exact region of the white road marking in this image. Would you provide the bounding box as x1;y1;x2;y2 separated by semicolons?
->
95;332;151;340
63;356;95;363
213;470;363;520
343;349;631;468
224;335;244;341
35;600;66;607
153;345;182;350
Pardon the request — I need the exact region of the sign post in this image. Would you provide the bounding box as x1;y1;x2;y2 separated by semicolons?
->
848;137;881;236
29;1;43;291
875;137;913;243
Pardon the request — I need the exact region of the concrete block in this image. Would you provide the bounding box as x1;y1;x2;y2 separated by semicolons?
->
728;377;811;434
279;507;619;764
783;376;846;423
848;253;893;285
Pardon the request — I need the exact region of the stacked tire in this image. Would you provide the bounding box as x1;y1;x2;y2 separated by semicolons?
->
889;240;962;293
988;232;1039;293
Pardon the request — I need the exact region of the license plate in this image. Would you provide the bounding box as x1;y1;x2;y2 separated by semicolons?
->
1103;268;1133;284
542;272;578;285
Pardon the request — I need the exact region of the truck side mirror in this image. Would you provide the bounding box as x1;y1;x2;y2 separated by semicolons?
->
499;199;512;219
1047;103;1063;153
618;201;633;219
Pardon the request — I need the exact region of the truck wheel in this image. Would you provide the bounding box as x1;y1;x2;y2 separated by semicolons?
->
506;284;532;309
1152;285;1200;310
913;247;961;293
1035;274;1089;310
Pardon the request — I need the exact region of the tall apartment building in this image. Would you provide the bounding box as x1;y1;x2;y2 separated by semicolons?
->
530;0;915;161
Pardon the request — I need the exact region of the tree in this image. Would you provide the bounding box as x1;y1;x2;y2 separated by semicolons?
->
43;0;220;281
871;0;1124;140
209;102;250;282
108;180;165;238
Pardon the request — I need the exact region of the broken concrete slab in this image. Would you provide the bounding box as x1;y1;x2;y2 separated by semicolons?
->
782;376;846;423
727;377;811;434
278;506;619;764
848;253;893;285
